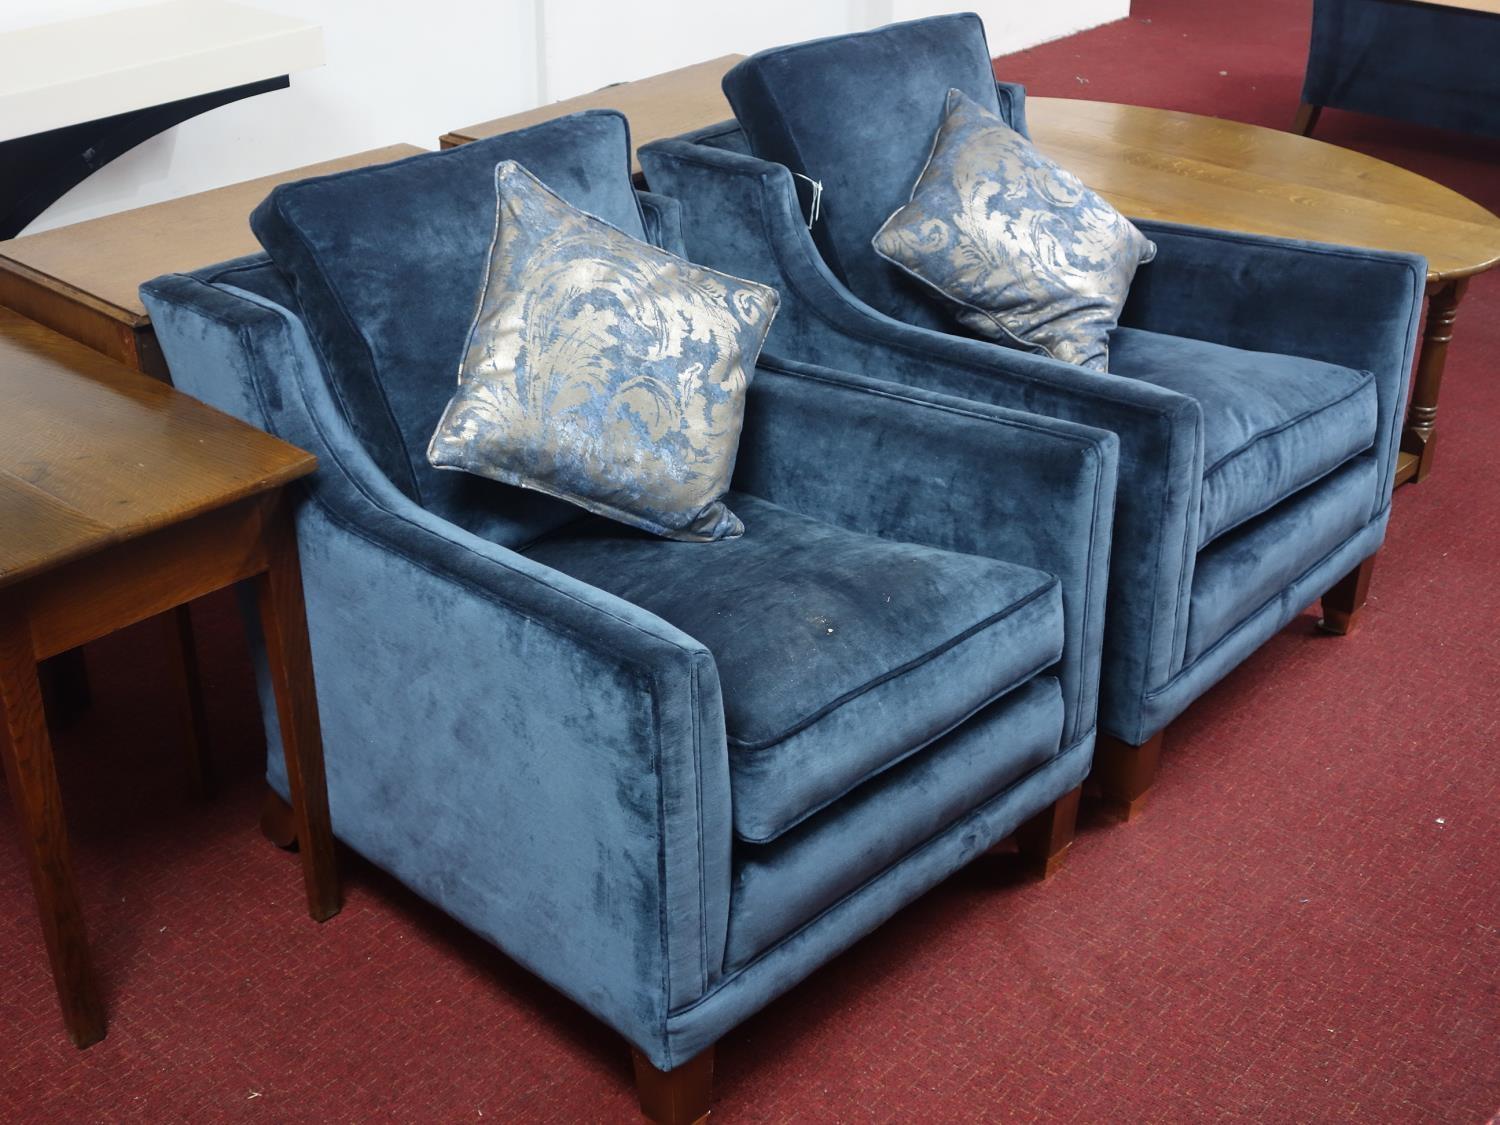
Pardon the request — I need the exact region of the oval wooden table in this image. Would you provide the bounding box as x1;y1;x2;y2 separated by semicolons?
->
1027;96;1500;487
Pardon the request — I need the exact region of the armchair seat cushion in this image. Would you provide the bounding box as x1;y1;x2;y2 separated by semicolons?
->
523;493;1064;844
1109;327;1377;547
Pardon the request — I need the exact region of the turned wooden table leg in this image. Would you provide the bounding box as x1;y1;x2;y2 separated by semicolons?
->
633;1045;714;1125
162;604;213;798
1401;277;1469;485
0;597;106;1048
253;494;340;923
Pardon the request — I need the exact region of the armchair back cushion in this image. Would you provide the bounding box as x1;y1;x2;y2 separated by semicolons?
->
250;110;647;547
723;13;1001;326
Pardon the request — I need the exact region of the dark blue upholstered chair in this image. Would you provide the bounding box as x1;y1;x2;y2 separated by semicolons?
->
1295;0;1500;140
139;111;1118;1123
638;14;1427;818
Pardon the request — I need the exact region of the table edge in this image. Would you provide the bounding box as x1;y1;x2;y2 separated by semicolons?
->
1026;96;1500;279
0;465;314;591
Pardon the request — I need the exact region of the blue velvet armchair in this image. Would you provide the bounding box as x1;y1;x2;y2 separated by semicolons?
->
1295;0;1500;140
139;111;1118;1122
638;14;1426;817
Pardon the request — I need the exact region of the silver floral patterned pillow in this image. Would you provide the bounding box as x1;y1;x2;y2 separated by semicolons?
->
872;88;1155;372
429;161;778;541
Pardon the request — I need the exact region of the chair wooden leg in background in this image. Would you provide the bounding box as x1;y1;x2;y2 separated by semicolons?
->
260;785;299;850
1291;101;1321;135
1092;730;1165;822
632;1045;714;1125
1014;786;1082;879
1318;556;1376;636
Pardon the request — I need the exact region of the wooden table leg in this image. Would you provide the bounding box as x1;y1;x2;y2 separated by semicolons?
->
161;604;213;798
1400;277;1469;485
253;493;340;923
0;597;106;1047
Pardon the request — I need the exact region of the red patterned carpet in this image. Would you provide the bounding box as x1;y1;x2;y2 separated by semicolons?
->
3;0;1498;1120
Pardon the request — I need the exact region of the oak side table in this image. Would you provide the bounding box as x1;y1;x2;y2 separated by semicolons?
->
0;144;425;764
441;55;741;174
1027;97;1500;488
0;308;339;1048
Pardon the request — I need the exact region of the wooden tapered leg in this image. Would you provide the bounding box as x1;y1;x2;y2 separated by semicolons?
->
632;1045;714;1125
1318;555;1376;636
0;597;106;1048
1291;101;1321;135
1014;786;1082;879
253;494;340;923
259;785;299;850
162;605;213;798
1092;730;1165;823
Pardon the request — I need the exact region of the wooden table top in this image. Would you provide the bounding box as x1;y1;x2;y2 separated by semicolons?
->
441;55;741;171
0;144;425;328
1026;97;1500;283
1410;0;1500;14
0;308;314;588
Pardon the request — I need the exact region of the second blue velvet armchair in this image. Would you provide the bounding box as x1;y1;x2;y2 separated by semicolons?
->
638;12;1426;818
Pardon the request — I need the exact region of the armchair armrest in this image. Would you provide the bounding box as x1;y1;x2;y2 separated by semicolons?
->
636;188;686;257
1124;220;1426;510
994;79;1029;137
737;354;1118;749
142;271;731;1070
641;138;1204;738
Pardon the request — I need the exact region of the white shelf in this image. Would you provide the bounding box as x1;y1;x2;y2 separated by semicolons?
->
0;0;323;143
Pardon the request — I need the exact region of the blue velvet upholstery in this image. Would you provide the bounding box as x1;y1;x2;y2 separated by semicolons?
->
525;493;1063;843
139;112;1119;1076
723;13;1005;327
249;110;647;545
726;675;1062;966
640;17;1424;751
1301;0;1500;140
1110;328;1376;547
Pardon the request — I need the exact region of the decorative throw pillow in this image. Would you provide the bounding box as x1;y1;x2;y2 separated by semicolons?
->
428;161;779;542
872;88;1156;372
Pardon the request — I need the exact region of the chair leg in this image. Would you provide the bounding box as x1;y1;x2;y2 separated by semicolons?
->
1092;730;1165;822
1291;101;1321;135
1318;556;1375;636
632;1045;713;1125
1014;786;1081;879
259;785;299;850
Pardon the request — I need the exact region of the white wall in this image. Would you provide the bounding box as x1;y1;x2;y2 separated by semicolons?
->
13;0;1127;235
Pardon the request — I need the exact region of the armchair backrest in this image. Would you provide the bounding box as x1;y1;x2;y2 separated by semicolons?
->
722;13;1001;326
247;110;647;545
